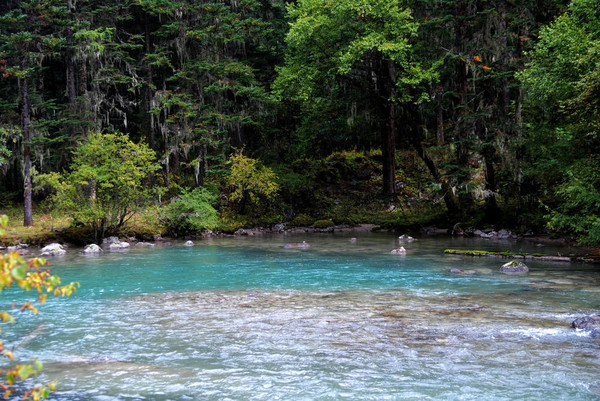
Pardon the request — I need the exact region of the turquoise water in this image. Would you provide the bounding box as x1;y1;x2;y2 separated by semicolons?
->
2;234;599;400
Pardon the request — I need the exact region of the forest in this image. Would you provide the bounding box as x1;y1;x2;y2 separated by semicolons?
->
0;0;598;246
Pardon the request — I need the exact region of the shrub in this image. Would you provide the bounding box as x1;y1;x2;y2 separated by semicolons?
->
290;214;314;227
165;188;218;235
313;219;334;229
226;149;279;213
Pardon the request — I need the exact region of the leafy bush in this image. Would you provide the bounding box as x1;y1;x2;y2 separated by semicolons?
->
290;214;314;227
226;149;279;213
165;188;218;235
313;219;334;229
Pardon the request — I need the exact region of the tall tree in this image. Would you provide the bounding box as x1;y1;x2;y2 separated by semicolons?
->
520;0;600;244
0;0;66;226
275;0;436;196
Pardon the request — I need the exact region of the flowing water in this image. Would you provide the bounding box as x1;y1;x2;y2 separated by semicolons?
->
2;234;599;400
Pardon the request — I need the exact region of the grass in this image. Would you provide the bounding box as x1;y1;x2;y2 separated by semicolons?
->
0;206;72;245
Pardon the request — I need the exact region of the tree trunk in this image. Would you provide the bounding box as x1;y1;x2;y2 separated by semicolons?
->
22;71;33;227
406;106;459;215
380;59;397;196
66;0;76;137
436;103;444;145
144;13;156;152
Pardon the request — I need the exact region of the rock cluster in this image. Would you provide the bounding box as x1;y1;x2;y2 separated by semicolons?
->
103;237;130;250
467;228;517;240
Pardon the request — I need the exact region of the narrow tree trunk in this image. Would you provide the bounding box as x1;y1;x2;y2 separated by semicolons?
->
407;107;459;215
22;72;33;227
66;29;76;136
144;13;156;152
436;103;444;145
380;59;397;196
454;0;473;211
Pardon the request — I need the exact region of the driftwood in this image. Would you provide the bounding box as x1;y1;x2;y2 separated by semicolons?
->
444;249;600;264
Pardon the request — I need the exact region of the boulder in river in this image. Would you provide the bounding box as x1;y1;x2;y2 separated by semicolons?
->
398;234;415;242
108;240;130;250
390;247;407;255
499;260;529;274
571;316;600;338
82;244;103;254
135;242;155;247
40;243;66;257
184;240;194;246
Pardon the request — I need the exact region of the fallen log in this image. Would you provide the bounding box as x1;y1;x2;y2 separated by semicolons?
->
443;249;599;264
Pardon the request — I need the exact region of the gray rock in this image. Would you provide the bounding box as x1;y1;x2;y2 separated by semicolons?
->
499;260;529;274
82;244;103;254
184;240;194;246
390;247;407;255
153;234;163;242
571;315;600;338
108;240;130;250
8;243;28;251
398;234;415;242
103;236;120;245
272;224;285;233
497;229;512;239
234;228;248;236
135;242;155;247
40;243;66;257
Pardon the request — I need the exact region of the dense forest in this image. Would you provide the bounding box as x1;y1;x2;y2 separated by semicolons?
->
0;0;598;245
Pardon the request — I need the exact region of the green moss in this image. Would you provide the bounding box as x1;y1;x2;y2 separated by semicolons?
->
444;249;547;257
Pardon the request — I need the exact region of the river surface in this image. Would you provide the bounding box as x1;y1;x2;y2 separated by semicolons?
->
2;234;599;400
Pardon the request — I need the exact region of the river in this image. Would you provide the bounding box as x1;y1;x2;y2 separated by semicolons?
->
2;234;599;400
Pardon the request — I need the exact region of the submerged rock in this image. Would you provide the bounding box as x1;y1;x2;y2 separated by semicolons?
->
184;240;194;246
82;244;103;254
571;315;600;338
499;260;529;274
40;243;66;257
390;247;407;255
135;242;155;247
283;241;311;249
349;238;357;243
449;268;477;275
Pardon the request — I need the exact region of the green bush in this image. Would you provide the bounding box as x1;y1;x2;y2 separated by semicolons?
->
313;219;334;229
165;188;218;235
290;214;314;227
